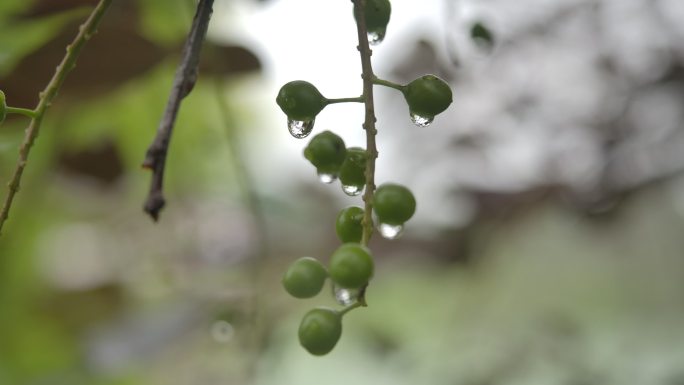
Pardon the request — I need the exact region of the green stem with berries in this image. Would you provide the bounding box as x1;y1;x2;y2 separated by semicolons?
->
352;0;379;248
0;0;113;236
5;107;37;119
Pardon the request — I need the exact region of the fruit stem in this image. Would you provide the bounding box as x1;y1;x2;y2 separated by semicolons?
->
352;0;378;248
372;77;406;92
326;96;365;104
0;0;113;236
339;298;366;316
5;107;37;119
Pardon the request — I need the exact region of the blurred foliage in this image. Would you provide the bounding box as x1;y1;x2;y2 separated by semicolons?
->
0;8;88;76
0;1;260;383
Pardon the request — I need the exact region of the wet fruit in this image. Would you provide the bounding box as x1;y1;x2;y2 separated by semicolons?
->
328;243;374;289
373;183;416;225
335;206;364;243
282;257;328;298
403;75;452;120
298;307;342;356
304;131;347;175
276;80;327;121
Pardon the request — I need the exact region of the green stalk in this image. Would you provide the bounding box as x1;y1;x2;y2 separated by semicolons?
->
372;77;406;92
352;0;379;247
5;107;37;119
325;96;365;105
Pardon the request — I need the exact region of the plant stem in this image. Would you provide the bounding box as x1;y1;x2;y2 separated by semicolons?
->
372;77;406;92
141;0;214;221
213;80;271;380
339;299;365;316
5;107;37;119
352;0;378;247
325;96;364;105
0;0;113;236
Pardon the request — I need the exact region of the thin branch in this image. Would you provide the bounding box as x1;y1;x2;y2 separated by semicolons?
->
141;0;214;221
352;0;379;247
0;0;113;236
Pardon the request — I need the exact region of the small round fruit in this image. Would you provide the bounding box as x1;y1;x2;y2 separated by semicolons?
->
470;21;495;49
0;91;6;124
403;75;452;119
298;307;342;356
373;183;416;225
282;257;328;298
303;131;347;174
329;243;374;289
335;206;364;243
339;147;367;189
357;0;391;38
276;80;327;121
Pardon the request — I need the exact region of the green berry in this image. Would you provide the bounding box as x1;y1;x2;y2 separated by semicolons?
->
403;75;452;120
336;206;364;243
471;21;495;49
276;80;327;121
329;243;374;289
298;307;342;356
303;131;347;175
357;0;391;42
282;257;328;298
339;147;367;191
0;91;6;124
373;183;416;225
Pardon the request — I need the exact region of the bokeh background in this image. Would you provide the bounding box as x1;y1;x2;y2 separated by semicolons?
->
2;0;684;384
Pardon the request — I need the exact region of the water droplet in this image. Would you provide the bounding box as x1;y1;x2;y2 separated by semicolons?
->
317;171;337;184
378;222;404;239
342;184;363;196
333;285;359;306
367;29;386;46
410;113;433;127
288;118;314;138
210;320;234;343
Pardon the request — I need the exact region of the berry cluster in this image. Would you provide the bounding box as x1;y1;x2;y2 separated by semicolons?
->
277;0;451;355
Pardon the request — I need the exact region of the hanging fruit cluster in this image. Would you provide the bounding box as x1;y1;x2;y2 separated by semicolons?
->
276;0;452;355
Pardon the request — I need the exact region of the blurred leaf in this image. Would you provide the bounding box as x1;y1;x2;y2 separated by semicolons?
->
0;0;35;20
201;42;262;76
137;0;191;46
1;15;166;108
0;8;88;77
22;0;99;18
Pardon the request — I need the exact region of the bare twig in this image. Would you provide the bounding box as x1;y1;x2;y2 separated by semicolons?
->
0;0;113;236
142;0;214;221
351;0;379;246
